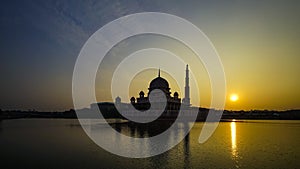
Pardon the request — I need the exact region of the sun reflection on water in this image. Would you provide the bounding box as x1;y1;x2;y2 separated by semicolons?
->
231;121;238;158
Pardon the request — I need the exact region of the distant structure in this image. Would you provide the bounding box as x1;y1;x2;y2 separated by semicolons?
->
91;65;193;118
130;68;182;112
182;64;191;106
115;96;121;105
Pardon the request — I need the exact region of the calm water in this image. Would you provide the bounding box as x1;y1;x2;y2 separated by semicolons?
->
0;119;299;169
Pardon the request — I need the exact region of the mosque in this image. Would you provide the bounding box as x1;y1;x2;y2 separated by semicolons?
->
90;64;209;120
114;65;191;116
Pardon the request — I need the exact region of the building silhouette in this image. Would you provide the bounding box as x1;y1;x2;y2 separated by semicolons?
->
182;65;191;106
90;65;202;119
129;68;182;113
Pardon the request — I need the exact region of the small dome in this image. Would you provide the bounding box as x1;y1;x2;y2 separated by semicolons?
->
174;92;179;97
130;97;135;102
149;77;169;89
115;96;121;103
139;91;145;95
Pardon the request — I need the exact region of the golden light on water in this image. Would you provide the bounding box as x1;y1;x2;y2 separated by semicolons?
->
231;121;238;158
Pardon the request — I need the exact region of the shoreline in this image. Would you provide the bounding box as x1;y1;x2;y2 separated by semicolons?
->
1;117;300;121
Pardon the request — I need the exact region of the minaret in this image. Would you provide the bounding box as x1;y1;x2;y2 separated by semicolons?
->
183;64;190;106
158;68;160;77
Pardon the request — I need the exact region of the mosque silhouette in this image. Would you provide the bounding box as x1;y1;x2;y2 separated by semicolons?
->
90;65;201;119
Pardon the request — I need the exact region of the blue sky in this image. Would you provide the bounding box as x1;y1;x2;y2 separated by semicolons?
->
1;0;151;110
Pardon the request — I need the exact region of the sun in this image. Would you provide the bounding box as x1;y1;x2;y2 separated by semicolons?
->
230;94;239;102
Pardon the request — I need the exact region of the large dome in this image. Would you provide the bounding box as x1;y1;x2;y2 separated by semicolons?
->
149;77;169;89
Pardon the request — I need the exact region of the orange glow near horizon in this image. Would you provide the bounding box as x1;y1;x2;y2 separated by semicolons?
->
94;33;300;111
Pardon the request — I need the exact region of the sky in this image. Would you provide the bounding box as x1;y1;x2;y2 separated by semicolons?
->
0;0;300;111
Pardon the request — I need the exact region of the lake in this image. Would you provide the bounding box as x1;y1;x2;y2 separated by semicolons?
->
0;119;299;169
